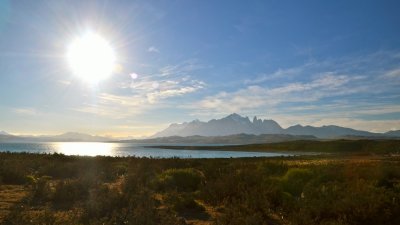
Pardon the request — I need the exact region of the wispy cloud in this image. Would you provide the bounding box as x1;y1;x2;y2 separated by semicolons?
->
244;64;311;85
125;59;207;104
159;59;208;77
382;68;400;79
73;93;148;119
75;60;207;118
57;80;72;86
13;107;39;116
127;75;205;104
147;46;160;53
192;73;363;114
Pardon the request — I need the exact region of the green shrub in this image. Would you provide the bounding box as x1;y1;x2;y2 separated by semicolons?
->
281;168;313;197
156;168;204;192
165;192;205;212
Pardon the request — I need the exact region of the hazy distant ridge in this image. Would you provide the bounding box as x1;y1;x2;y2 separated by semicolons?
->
0;131;10;136
0;132;113;143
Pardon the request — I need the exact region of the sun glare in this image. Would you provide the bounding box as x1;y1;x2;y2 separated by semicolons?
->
57;142;114;156
67;32;116;84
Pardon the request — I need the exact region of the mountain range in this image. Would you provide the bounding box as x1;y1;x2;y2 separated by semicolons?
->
1;113;399;143
152;113;399;139
152;113;283;137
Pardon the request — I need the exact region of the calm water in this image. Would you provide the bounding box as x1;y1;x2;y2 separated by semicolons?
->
0;142;293;158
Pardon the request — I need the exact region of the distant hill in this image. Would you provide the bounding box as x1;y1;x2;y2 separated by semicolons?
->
285;124;378;139
385;130;400;137
123;133;316;145
0;132;113;143
0;130;10;135
0;134;23;142
151;113;385;139
41;132;114;142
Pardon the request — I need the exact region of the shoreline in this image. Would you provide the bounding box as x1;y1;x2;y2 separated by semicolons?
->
146;139;400;154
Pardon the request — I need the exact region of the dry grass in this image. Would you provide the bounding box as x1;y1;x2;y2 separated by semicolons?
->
0;185;28;222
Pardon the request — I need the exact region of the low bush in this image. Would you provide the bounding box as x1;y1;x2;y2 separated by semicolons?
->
28;176;52;204
51;179;89;209
156;168;204;192
281;168;313;197
164;192;205;212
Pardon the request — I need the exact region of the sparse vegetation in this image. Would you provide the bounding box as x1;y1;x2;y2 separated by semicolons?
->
0;151;400;224
156;168;204;192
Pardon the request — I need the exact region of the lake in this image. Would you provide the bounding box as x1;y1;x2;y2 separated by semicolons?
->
0;142;293;158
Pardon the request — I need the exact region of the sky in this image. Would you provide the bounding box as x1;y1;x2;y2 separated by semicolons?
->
0;0;400;137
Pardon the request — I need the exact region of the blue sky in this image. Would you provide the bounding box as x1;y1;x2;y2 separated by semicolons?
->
0;0;400;136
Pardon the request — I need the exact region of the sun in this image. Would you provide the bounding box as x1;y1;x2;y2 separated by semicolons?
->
67;32;116;84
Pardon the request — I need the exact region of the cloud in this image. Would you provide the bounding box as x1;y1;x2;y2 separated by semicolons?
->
147;46;159;53
244;64;309;84
74;78;204;119
159;59;208;77
146;80;205;103
13;107;39;116
75;60;207;119
125;59;207;103
382;68;400;79
128;76;205;104
57;80;72;86
192;73;362;114
73;93;148;119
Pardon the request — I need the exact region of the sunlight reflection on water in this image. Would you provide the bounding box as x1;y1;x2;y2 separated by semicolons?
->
56;142;115;156
0;142;296;158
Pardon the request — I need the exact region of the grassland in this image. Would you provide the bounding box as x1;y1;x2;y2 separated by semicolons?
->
0;143;400;224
